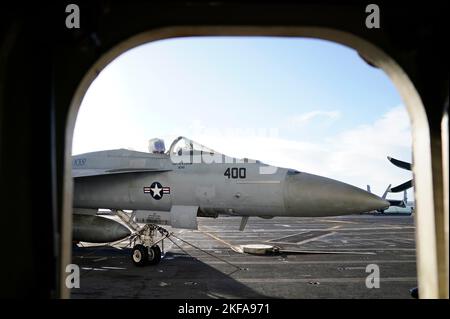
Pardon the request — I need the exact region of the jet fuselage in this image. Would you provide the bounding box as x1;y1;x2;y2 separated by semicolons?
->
73;140;388;219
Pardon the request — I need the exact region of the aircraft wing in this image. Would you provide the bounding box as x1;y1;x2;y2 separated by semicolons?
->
73;168;171;178
387;156;412;171
387;156;413;193
390;180;413;193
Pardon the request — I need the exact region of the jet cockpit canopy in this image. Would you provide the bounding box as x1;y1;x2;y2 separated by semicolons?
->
168;136;224;164
168;136;218;156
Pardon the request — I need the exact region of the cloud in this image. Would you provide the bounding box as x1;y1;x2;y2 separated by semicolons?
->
289;110;341;126
324;106;412;198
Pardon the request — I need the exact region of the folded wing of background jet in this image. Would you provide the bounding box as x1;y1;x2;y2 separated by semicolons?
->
387;156;413;193
365;156;415;214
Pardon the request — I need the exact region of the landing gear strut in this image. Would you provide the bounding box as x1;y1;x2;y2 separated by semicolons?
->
113;210;170;266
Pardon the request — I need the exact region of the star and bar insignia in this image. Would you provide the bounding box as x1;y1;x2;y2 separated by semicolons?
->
143;181;170;200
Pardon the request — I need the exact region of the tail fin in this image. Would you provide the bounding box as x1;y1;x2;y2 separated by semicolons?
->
381;184;392;200
367;184;391;199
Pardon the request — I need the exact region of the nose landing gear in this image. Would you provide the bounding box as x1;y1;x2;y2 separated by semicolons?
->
113;210;170;266
129;224;169;266
132;244;148;266
132;243;162;266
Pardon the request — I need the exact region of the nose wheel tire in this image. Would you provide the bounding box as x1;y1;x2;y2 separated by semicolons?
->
148;245;162;265
132;244;148;266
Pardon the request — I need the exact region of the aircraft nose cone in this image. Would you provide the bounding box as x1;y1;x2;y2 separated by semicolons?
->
283;172;389;217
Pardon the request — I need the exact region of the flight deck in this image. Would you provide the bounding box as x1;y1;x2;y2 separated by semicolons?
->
71;214;416;299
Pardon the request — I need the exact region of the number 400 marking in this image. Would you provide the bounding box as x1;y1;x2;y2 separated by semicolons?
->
224;167;246;179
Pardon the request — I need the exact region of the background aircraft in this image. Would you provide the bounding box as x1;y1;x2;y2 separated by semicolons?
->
367;184;414;215
366;156;415;215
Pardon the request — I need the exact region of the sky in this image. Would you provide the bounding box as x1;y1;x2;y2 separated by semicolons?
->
73;36;413;200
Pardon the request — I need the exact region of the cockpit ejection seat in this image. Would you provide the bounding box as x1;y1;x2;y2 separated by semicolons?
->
148;138;166;154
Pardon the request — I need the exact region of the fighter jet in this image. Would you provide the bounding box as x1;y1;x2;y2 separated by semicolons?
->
72;136;389;265
382;189;414;214
365;156;415;215
367;184;414;215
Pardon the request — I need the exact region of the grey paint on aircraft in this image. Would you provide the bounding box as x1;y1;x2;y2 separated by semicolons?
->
72;136;389;242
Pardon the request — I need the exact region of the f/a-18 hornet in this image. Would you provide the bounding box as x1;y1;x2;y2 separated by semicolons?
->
72;136;389;265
